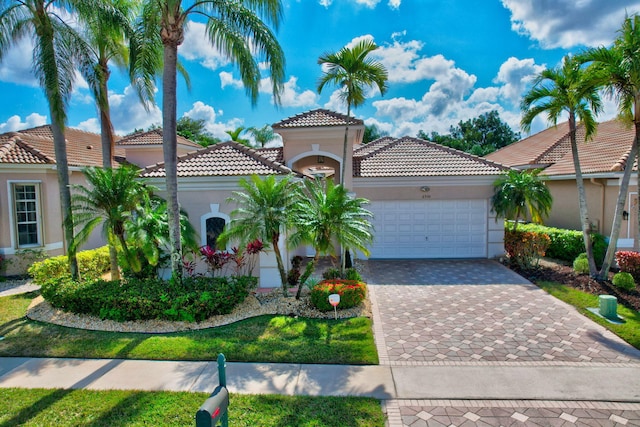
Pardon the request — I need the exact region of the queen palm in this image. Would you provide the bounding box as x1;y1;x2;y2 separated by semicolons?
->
581;14;640;279
218;175;298;296
288;178;373;299
491;169;553;231
71;165;153;280
247;125;277;148
0;0;112;279
521;55;602;276
137;0;286;282
317;39;388;186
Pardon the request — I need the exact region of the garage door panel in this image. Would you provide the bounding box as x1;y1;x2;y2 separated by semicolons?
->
369;199;487;259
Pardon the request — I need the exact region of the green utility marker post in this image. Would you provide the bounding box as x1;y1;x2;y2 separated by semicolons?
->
195;354;229;427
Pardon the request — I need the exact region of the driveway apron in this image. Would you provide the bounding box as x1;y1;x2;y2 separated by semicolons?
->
360;259;640;427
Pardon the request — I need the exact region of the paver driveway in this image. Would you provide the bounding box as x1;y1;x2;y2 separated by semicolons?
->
357;259;640;427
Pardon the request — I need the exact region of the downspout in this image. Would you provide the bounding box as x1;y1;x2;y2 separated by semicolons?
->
590;178;605;234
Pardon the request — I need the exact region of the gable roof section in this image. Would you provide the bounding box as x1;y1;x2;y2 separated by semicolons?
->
0;126;125;167
484;119;635;176
255;146;284;163
117;128;201;149
273;109;364;129
140;142;293;178
354;136;508;177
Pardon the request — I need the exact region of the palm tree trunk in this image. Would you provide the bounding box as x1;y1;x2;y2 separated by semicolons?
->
569;115;597;276
598;136;638;280
296;252;320;300
162;41;183;283
272;235;288;296
98;61;115;169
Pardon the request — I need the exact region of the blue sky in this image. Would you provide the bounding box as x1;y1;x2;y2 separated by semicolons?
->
0;0;639;143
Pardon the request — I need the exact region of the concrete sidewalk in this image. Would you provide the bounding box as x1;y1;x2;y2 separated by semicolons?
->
1;357;640;402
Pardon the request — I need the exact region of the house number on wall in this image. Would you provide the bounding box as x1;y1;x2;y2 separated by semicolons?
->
421;194;431;199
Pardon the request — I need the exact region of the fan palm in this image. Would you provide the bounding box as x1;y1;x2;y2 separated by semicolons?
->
491;169;553;232
581;14;640;279
317;39;388;185
288;178;373;299
0;0;114;279
71;165;153;280
137;0;286;283
247;125;278;148
218;175;298;296
521;55;602;276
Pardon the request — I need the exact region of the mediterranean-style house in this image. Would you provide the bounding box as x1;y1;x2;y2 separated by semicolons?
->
1;109;508;285
485;119;637;249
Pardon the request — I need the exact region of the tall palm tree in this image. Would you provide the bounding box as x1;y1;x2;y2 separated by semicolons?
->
225;126;250;146
521;55;602;276
0;0;109;279
581;14;640;280
137;0;286;283
491;169;553;232
317;39;388;185
288;178;373;299
71;165;153;280
218;175;298;296
247;124;277;148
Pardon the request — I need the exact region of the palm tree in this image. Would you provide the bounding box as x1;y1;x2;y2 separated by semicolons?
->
521;55;602;276
71;165;153;280
0;0;110;279
581;14;640;279
491;169;553;231
317;39;388;185
288;178;373;299
137;0;286;283
225;126;250;146
218;175;298;296
247;125;278;148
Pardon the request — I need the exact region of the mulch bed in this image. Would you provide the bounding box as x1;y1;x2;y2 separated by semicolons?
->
508;260;640;312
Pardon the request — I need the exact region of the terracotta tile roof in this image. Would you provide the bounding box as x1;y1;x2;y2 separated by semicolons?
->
140;142;293;178
354;136;508;177
255;147;284;163
353;136;397;157
273;109;364;128
484;119;635;176
117;128;201;149
0;126;125;167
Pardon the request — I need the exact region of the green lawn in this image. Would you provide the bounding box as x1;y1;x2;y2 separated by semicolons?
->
0;292;378;364
538;281;640;349
0;388;385;427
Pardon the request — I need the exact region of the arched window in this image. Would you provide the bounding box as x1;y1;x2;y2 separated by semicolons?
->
206;217;226;249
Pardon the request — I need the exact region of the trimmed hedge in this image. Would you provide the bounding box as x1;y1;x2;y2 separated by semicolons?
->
311;279;367;312
504;229;550;269
612;272;636;291
29;246;111;285
573;253;589;275
513;223;606;265
41;275;258;322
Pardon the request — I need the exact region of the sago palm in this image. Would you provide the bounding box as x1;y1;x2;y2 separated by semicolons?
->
0;0;114;279
218;175;298;296
288;178;373;299
491;169;553;231
521;55;602;276
581;14;640;279
71;165;153;279
136;0;286;282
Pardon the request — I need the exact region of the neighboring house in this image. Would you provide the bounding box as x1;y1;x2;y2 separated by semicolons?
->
485;119;637;249
141;109;508;286
0;127;201;275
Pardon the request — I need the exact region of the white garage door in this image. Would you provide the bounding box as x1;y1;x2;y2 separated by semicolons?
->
368;199;488;259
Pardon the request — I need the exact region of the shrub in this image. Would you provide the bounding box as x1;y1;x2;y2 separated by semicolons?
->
310;279;366;312
322;267;363;281
612;272;636;291
504;229;551;269
41;275;258;322
287;255;304;287
322;267;341;280
514;223;606;265
615;251;640;283
344;268;363;282
573;253;590;275
29;246;110;285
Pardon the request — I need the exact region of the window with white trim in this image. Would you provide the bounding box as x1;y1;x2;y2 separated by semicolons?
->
205;217;226;249
12;183;42;247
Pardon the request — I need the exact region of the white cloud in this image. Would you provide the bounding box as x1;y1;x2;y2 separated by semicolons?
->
219;71;244;90
76;118;100;134
182;101;243;140
494;57;545;105
501;0;640;48
388;0;401;9
108;85;162;135
354;0;380;7
468;87;500;104
179;22;229;70
0;113;47;133
0;38;37;87
275;76;319;107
